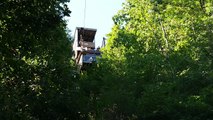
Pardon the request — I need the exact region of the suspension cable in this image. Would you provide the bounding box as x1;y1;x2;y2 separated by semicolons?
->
83;0;87;28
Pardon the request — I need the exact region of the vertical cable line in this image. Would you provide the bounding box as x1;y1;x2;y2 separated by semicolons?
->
83;0;87;28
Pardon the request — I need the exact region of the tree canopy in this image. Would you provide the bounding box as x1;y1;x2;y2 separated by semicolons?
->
0;0;82;119
1;0;213;119
79;0;213;119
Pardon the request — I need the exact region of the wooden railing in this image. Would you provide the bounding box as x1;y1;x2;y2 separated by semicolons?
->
80;41;95;48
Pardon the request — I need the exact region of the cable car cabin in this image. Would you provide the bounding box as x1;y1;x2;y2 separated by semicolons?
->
73;27;101;70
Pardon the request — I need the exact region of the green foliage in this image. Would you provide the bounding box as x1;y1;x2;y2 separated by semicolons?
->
79;0;213;119
1;0;213;119
0;0;83;119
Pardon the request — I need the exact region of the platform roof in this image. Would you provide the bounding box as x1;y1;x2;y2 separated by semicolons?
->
76;27;97;42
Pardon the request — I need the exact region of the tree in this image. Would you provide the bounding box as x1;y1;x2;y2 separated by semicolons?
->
81;0;213;119
0;0;83;119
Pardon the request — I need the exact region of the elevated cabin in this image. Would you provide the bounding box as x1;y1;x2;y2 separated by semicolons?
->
73;27;101;70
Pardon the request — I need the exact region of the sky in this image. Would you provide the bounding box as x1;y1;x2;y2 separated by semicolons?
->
66;0;125;47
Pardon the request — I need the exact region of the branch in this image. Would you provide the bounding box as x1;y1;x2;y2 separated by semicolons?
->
159;21;169;49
